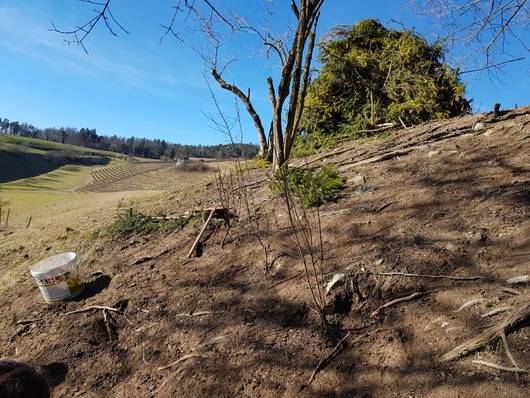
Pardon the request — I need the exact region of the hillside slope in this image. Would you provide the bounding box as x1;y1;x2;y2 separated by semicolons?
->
0;135;118;183
1;106;530;397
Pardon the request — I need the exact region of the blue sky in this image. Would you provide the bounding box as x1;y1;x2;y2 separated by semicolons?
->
0;0;528;145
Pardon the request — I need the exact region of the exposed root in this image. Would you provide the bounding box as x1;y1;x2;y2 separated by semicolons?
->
371;292;425;317
301;332;352;391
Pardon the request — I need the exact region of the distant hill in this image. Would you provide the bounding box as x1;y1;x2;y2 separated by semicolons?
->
0;135;119;183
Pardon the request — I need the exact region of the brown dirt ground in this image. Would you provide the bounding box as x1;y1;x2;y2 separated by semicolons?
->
1;106;530;397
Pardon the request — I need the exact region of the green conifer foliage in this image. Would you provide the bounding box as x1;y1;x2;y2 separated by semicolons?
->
302;19;470;142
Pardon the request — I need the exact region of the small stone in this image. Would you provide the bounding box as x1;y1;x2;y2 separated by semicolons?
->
428;150;441;157
464;231;485;244
473;122;485;131
374;258;384;266
348;175;366;185
445;243;458;252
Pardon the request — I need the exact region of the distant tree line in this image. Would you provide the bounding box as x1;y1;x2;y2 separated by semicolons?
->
0;117;259;160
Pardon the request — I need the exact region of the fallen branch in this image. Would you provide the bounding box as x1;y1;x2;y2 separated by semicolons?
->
186;208;218;259
301;332;352;391
440;299;530;362
481;307;511;318
472;359;528;374
362;271;485;281
371;292;425;317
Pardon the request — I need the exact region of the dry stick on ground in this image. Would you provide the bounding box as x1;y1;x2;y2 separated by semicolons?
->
503;287;522;295
175;310;223;318
130;249;169;265
15;306;123;325
360;271;485;281
61;305;123;316
269;270;305;288
186;208;218;259
371;292;425;317
440;299;530;362
472;359;529;374
481;308;511;318
158;335;227;371
15;317;47;325
102;309;113;339
302;332;353;391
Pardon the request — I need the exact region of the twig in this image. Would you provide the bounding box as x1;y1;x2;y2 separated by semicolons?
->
363;271;485;281
61;305;122;316
102;309;113;339
15;317;46;325
503;287;522;295
472;359;528;374
158;335;226;371
175;310;221;318
376;202;394;213
371;292;425;317
186;208;218;259
398;116;408;129
157;353;203;371
130;249;169;266
142;345;149;366
481;307;511;318
301;331;352;390
455;298;485;313
269;271;304;288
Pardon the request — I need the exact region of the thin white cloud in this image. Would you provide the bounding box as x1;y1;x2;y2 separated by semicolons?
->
0;4;206;96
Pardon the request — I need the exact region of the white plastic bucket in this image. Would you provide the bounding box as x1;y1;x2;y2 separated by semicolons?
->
30;252;84;303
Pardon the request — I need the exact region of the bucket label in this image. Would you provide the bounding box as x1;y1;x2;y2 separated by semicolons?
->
34;272;83;303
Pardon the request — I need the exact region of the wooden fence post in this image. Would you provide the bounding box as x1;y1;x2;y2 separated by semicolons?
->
5;208;9;226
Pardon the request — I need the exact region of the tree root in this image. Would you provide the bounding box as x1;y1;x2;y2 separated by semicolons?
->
371;292;425;317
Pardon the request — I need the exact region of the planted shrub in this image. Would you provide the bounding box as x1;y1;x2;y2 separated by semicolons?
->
270;166;345;208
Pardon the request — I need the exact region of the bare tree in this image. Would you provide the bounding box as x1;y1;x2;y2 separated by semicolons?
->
417;0;529;72
207;1;323;169
51;0;325;169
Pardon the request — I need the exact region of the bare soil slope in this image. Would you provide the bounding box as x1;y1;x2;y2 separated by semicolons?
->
1;106;530;397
